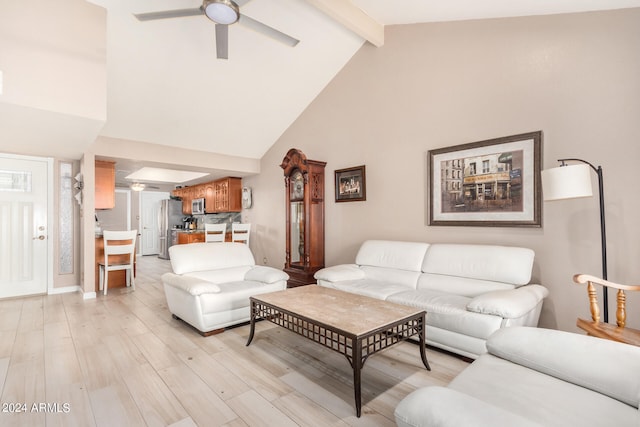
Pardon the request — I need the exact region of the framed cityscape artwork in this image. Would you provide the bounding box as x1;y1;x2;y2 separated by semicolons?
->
428;131;542;227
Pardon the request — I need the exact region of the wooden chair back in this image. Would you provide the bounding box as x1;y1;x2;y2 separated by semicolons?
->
573;273;640;347
231;223;251;245
205;223;227;243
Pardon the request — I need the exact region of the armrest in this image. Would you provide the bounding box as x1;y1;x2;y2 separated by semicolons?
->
161;273;221;295
395;386;542;427
313;264;365;282
466;284;548;318
488;327;640;408
244;266;289;284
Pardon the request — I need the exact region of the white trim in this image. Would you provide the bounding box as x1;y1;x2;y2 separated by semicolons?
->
46;157;54;295
82;291;97;300
49;285;81;295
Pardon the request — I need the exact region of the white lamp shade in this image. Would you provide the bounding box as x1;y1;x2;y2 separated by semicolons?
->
541;163;593;201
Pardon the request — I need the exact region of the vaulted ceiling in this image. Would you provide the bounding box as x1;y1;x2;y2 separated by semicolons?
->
90;0;640;160
2;1;640;168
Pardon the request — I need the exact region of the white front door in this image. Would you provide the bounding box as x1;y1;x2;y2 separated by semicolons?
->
140;191;168;255
0;154;50;298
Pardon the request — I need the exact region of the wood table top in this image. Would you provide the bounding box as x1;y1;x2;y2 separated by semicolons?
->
251;285;425;337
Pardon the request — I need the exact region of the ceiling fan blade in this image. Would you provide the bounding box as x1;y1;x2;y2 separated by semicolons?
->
134;8;204;22
238;15;299;47
215;24;229;59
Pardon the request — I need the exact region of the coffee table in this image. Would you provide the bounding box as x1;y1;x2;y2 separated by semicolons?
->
246;285;430;417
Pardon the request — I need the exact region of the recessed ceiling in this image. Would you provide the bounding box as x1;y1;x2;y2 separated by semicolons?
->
124;166;209;183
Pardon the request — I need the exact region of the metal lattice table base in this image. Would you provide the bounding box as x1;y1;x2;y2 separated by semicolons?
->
246;291;430;417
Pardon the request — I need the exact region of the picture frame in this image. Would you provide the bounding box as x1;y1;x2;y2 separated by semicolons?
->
335;165;366;202
428;131;542;227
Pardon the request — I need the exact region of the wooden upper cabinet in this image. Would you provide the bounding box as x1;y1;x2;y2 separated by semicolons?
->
204;183;215;212
172;177;242;214
193;184;206;199
182;187;193;214
213;177;242;213
95;160;115;209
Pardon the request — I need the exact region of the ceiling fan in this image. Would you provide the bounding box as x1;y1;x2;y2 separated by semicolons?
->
134;0;300;59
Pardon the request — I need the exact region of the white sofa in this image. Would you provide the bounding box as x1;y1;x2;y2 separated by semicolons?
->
162;242;289;335
395;327;640;427
314;240;548;358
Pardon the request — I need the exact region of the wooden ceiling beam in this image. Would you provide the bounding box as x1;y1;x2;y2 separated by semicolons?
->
304;0;384;47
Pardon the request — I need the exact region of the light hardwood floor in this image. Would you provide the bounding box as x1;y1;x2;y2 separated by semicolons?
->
0;255;469;427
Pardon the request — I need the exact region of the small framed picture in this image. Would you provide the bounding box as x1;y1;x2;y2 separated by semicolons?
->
335;165;366;202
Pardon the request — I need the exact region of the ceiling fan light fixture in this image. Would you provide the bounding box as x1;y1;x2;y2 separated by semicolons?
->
131;182;146;192
204;0;239;25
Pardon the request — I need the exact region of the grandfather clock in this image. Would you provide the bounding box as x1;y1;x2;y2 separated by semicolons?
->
280;148;326;288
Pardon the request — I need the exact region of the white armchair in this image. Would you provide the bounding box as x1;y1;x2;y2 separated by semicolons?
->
162;242;288;335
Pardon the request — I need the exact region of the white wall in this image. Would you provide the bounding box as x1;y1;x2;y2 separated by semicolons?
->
243;8;640;333
0;0;107;159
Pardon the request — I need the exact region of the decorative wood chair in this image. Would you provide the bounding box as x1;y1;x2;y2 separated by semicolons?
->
99;230;137;296
573;273;640;347
231;223;250;245
205;223;226;243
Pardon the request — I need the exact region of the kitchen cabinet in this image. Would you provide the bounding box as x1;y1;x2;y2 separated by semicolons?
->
176;231;232;244
212;177;242;213
177;231;205;244
172;177;242;214
204;183;215;212
174;187;193;214
95;160;115;209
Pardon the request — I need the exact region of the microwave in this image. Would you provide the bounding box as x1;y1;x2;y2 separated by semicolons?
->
192;198;205;214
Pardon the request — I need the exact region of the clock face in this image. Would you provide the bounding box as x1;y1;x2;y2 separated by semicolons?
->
291;171;304;200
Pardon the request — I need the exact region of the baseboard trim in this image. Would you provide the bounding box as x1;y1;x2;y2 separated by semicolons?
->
48;285;81;295
82;291;97;300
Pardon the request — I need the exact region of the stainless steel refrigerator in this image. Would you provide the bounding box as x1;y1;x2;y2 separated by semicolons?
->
158;199;183;259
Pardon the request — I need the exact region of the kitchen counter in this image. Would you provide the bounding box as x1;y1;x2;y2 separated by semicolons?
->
177;231;205;244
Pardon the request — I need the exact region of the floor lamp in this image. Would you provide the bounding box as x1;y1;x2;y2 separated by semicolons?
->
540;159;609;323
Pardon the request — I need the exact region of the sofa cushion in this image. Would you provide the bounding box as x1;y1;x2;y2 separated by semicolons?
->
449;353;640;426
421;244;534;286
169;242;255;274
488;327;640;408
314;264;365;283
360;266;421;289
467;285;549;318
331;279;415;300
417;273;515;297
395;386;542;427
199;281;286;313
244;266;289;284
356;240;429;272
161;273;221;296
387;290;503;339
184;266;253;284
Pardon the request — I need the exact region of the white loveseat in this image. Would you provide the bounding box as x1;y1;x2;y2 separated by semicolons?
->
162;242;288;335
314;240;548;358
395;327;640;427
